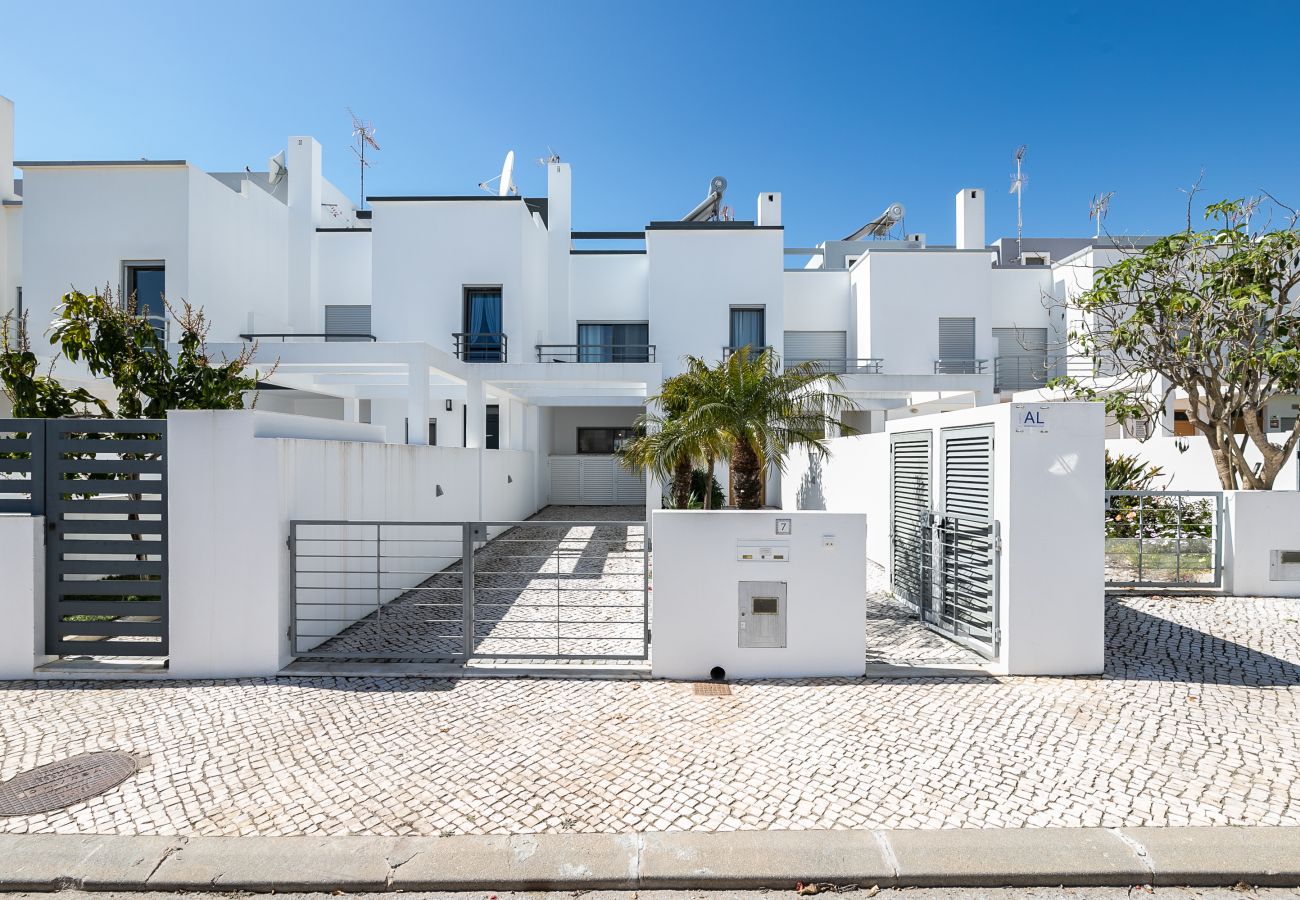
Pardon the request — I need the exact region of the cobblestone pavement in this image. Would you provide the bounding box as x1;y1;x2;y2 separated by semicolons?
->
3;589;1300;836
864;563;984;666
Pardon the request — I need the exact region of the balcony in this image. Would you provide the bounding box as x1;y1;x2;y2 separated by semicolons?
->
787;358;885;375
536;344;656;363
993;355;1058;393
239;332;377;343
722;345;775;360
454;332;508;363
933;358;989;375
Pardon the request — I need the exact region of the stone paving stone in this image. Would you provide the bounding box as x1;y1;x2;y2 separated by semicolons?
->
2;517;1299;838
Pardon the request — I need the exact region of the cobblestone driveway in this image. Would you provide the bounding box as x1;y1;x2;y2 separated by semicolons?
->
3;590;1299;835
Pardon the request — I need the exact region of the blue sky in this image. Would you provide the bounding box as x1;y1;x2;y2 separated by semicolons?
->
4;1;1298;247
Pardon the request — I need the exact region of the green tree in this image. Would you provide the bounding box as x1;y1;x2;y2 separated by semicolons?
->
1;313;109;418
1052;198;1300;489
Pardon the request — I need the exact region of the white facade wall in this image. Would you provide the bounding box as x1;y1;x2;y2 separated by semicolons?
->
854;250;998;374
651;510;867;679
781;434;891;567
646;227;784;377
782;270;851;338
370;199;545;352
317;231;373;314
570;255;648;327
20;166;191;333
549;406;640;454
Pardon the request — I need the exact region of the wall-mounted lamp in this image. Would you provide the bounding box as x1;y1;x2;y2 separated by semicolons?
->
445;399;453;412
507;475;513;484
435;485;444;497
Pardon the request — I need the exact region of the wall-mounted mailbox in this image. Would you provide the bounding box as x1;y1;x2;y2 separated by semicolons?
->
736;541;790;562
1270;549;1300;581
738;580;787;648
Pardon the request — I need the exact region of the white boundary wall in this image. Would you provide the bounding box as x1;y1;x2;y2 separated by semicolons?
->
168;410;537;677
1224;491;1300;598
651;510;867;679
1107;436;1299;492
0;515;50;679
783;401;1106;676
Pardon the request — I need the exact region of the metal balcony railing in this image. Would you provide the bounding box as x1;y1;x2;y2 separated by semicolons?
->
454;332;508;362
536;344;657;363
933;358;989;375
787;357;885;375
239;332;378;342
993;355;1061;392
722;345;774;359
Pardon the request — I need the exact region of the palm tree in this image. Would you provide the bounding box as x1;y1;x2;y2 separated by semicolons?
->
681;347;854;510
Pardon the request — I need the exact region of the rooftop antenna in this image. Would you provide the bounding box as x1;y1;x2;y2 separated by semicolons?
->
537;147;561;166
1089;190;1114;239
348;107;380;209
1010;144;1027;259
479;150;518;196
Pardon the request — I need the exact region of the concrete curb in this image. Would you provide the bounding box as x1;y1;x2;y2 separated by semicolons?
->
0;827;1297;892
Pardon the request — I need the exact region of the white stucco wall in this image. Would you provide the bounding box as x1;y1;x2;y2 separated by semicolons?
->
316;231;373;314
167;409;539;677
0;514;49;679
570;254;649;331
370;198;545;354
1224;491;1300;598
646;227;784;376
854;249;997;375
651;510;867;679
781;270;849;334
781;433;890;568
1107;437;1300;492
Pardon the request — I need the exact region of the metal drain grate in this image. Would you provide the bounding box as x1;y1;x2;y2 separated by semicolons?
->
0;751;139;817
692;682;732;696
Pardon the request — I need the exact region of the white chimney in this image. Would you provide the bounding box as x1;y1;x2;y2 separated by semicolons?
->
955;188;984;250
757;192;781;227
0;95;14;201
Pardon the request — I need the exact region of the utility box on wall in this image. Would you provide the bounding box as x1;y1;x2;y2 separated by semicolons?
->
651;511;866;680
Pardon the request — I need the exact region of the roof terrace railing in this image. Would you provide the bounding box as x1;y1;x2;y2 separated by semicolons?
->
787;358;885;375
536;344;656;363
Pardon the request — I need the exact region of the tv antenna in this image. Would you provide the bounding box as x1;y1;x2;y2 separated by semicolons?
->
1009;144;1027;259
479;150;518;196
1089;191;1114;239
537;147;561;166
348;107;380;209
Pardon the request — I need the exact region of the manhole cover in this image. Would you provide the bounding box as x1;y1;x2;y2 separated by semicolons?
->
0;751;139;816
693;682;732;696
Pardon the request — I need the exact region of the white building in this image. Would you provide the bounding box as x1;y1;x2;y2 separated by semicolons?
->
4;96;1291;504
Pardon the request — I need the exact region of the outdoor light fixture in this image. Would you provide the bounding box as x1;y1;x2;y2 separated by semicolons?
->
445;399;453;411
435;485;444;497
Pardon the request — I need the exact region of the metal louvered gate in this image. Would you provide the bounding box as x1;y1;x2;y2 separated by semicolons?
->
890;431;932;605
43;420;168;657
922;425;999;658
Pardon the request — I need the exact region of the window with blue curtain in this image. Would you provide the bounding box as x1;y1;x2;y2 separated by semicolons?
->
577;322;649;362
463;288;503;361
729;308;765;355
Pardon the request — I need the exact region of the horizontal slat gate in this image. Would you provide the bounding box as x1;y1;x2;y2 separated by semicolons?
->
324;305;373;341
549;456;645;506
890;431;931;605
44;419;168;657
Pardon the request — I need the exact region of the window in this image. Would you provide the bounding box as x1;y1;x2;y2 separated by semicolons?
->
462;287;503;361
577;322;649;362
428;418;437;446
937;317;976;371
729;307;765;353
843;255;860;270
577;427;634;454
124;263;165;336
486;404;500;450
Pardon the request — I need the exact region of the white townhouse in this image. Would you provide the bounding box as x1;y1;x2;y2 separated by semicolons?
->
7;96;1287;505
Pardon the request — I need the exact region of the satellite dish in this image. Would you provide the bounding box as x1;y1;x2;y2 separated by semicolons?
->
498;150;516;197
268;150;286;187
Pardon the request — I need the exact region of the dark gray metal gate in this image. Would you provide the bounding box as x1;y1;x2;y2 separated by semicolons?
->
42;420;168;657
289;518;649;662
890;430;932;605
